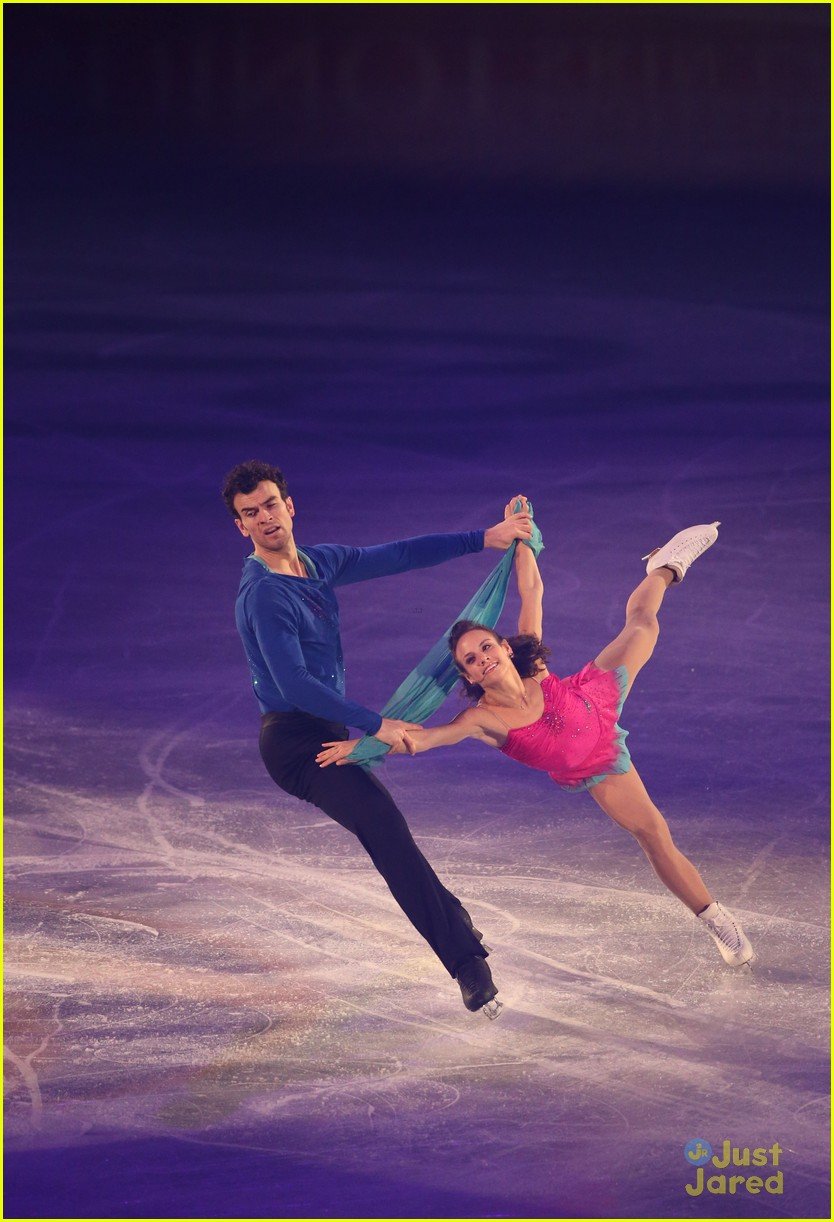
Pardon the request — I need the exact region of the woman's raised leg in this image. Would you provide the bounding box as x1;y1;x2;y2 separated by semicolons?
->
589;766;712;913
593;568;675;696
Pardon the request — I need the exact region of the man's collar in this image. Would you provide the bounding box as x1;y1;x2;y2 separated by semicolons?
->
249;548;318;579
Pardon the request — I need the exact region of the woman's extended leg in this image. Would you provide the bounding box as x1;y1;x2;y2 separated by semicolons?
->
593;568;675;696
589;766;756;965
589;766;712;913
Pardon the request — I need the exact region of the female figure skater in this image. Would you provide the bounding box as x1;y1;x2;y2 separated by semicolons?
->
316;500;755;974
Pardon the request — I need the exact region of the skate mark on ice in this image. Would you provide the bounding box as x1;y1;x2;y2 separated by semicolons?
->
3;1046;45;1132
3;999;66;1131
333;995;495;1045
304;894;426;940
136;694;250;827
219;878;416;943
3;803;88;862
211;897;437;985
458;897;521;936
138;727;206;810
471;870;681;907
19;568;77;682
734;835;783;903
68;913;159;937
793;1094;828;1118
502;941;686;1009
459;872;826;934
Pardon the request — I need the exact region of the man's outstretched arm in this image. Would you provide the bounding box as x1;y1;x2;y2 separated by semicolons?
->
324;511;533;587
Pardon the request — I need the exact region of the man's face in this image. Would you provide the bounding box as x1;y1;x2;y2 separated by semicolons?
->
233;481;296;553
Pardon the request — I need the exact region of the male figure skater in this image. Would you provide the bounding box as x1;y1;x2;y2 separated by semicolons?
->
223;460;532;1016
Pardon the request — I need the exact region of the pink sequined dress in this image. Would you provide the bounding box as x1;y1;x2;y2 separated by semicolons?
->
495;664;631;793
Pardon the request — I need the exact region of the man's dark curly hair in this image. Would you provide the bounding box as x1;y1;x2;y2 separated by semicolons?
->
221;460;289;520
447;619;551;702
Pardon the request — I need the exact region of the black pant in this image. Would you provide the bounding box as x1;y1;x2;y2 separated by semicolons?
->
259;710;486;977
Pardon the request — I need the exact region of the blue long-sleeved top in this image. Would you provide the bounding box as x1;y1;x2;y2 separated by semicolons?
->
235;531;485;733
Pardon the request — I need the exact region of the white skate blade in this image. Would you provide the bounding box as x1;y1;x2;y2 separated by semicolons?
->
482;998;503;1020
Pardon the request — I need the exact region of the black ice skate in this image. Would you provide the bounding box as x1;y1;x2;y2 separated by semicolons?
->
456;955;502;1019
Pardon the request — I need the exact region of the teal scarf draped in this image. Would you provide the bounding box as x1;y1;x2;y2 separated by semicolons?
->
349;502;544;767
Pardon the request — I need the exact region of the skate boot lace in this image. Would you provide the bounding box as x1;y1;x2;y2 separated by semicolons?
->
704;907;743;952
669;531;713;566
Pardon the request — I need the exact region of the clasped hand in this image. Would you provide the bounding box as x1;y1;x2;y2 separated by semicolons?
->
316;717;420;768
484;498;533;550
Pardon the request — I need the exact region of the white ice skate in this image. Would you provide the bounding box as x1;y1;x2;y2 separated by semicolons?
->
642;522;721;583
698;901;755;967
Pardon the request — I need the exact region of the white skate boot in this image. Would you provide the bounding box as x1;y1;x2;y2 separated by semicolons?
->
642;522;721;583
697;901;755;967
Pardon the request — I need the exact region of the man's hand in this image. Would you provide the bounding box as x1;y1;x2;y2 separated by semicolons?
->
373;717;421;753
485;505;533;550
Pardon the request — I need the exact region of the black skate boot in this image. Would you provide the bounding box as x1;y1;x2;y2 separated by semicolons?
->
456;955;502;1020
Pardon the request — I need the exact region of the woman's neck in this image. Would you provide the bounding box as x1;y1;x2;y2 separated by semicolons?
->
483;671;529;709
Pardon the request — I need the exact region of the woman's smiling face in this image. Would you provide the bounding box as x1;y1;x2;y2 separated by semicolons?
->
454;629;512;687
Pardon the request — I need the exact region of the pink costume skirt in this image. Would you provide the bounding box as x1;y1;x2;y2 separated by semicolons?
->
499;664;631;793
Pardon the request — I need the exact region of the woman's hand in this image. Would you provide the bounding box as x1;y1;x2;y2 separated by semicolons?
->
315;739;363;767
316;733;416;767
504;494;530;520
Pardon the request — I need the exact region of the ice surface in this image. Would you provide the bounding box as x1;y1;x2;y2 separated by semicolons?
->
5;180;828;1218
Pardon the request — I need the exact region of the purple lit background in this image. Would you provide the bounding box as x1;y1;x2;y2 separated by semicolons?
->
4;5;829;1219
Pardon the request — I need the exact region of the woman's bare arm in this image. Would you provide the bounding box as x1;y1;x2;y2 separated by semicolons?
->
515;541;544;638
504;495;544;639
315;708;495;767
407;708;497;753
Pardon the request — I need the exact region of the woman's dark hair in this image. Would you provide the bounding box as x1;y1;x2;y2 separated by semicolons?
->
221;460;289;519
447;619;551;702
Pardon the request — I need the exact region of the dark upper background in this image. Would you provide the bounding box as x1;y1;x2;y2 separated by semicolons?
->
6;4;829;276
6;4;828;186
4;3;829;717
5;5;829;431
6;3;828;345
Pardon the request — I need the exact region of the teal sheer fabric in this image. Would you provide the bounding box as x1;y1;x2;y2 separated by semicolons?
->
349;502;544;768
